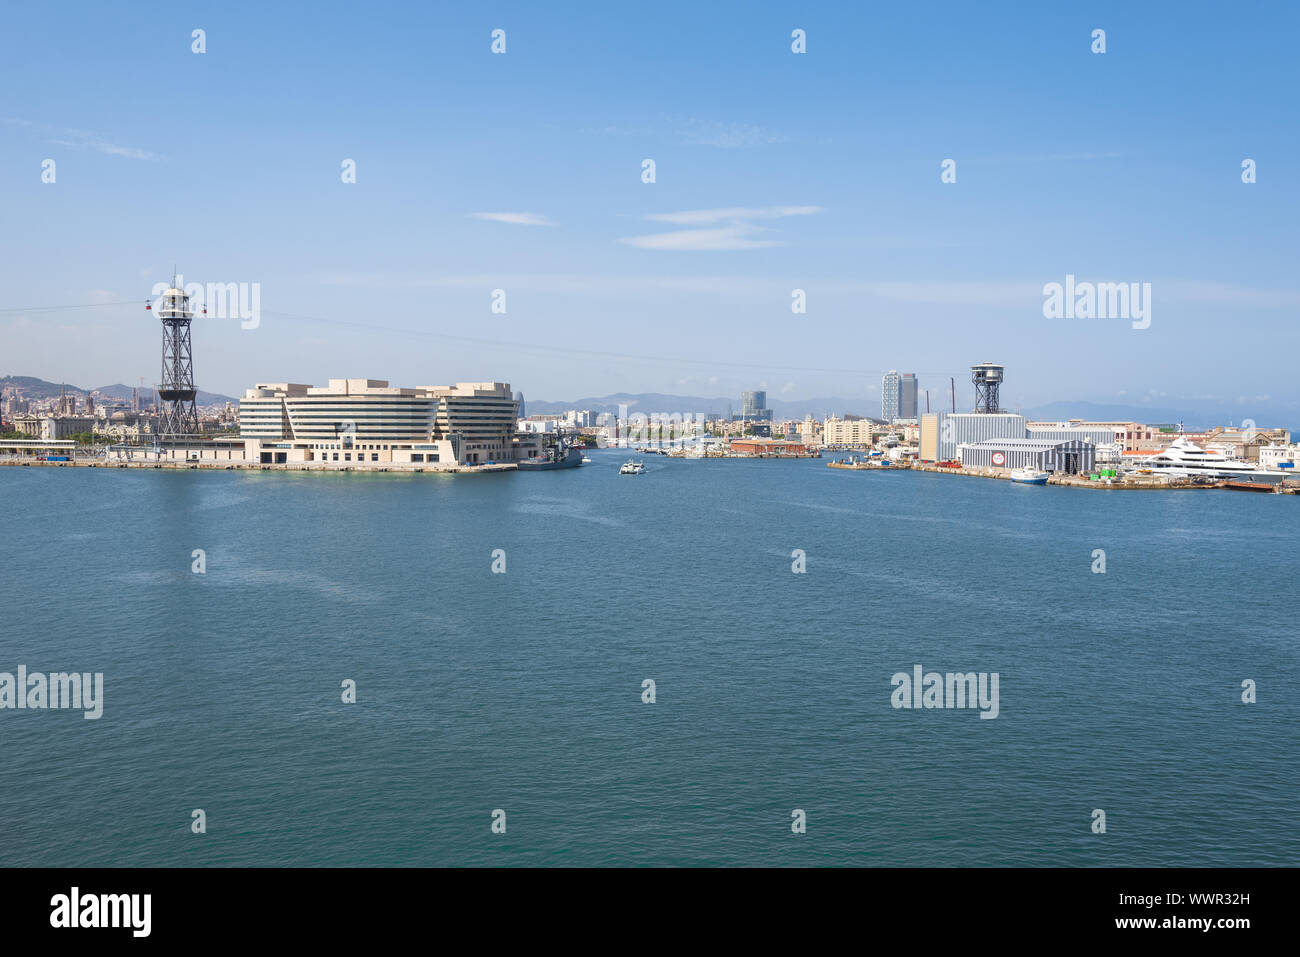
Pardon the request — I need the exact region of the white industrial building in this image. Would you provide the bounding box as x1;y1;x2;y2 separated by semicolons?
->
919;412;1027;462
1026;423;1119;447
958;437;1097;474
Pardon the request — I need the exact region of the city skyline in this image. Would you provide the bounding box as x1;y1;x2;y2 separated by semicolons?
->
2;2;1297;424
2;369;1295;434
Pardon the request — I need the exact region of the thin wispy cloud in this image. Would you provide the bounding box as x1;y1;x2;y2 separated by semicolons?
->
469;212;555;226
970;151;1123;165
678;118;790;149
4;119;162;160
579;115;792;149
621;205;822;251
51;127;161;161
620;224;787;251
645;206;822;225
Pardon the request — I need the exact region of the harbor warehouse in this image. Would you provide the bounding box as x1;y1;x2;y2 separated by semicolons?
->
920;413;1027;462
958;438;1096;474
729;438;811;456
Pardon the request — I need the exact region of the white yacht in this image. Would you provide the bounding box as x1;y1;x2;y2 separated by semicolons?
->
1132;438;1284;482
1010;467;1049;485
619;459;647;475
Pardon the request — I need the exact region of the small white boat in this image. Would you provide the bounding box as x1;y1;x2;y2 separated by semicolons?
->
1010;467;1049;485
581;455;592;463
619;459;647;475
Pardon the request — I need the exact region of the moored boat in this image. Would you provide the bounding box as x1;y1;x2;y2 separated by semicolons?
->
1010;467;1049;485
1130;438;1287;483
517;440;583;471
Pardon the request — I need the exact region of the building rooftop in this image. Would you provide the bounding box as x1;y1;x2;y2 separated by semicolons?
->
962;437;1096;450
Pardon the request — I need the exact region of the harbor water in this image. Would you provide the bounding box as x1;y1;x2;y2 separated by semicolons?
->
0;450;1296;866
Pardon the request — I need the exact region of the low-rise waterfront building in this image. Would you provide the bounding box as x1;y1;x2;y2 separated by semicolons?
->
1028;420;1166;452
1258;444;1300;469
958;437;1096;474
516;418;561;434
822;415;878;446
11;414;97;440
235;378;531;467
1194;426;1290;460
729;438;812;456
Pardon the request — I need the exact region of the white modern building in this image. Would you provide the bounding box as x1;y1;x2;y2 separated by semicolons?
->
882;371;901;422
1258;444;1300;470
236;378;535;467
517;418;562;434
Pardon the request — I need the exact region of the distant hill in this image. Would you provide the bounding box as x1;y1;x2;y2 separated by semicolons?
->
0;375;78;400
94;383;236;406
0;375;235;406
526;392;880;420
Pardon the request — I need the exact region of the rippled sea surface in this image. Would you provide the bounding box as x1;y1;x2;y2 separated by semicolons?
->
1;453;1296;866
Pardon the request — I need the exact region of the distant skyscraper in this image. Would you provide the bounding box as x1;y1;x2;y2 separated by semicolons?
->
882;371;917;422
740;390;771;421
882;371;901;421
514;391;525;418
900;373;918;419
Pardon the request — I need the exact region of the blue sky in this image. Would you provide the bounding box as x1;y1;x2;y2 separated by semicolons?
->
2;1;1297;423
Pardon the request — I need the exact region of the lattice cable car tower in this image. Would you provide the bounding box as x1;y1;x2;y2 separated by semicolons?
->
971;362;1004;414
147;274;201;438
